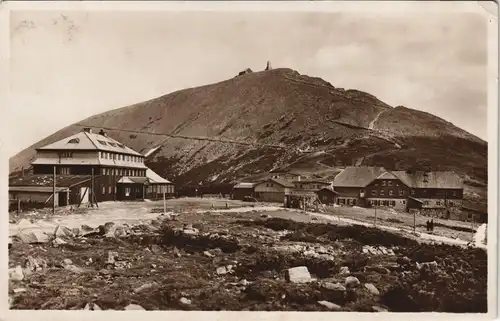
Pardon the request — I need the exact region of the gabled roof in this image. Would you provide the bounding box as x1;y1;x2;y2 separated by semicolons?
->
146;168;172;184
332;166;387;188
118;176;149;184
256;178;295;188
376;172;399;180
316;187;339;194
9;174;92;188
392;171;463;189
292;179;330;184
37;131;142;156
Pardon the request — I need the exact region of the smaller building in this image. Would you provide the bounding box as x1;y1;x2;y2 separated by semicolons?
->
233;182;256;200
254;178;294;203
145;169;175;200
293;179;332;191
316;188;338;205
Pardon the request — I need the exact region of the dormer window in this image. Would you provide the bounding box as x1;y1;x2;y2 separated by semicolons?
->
59;152;73;158
67;138;80;144
97;140;107;145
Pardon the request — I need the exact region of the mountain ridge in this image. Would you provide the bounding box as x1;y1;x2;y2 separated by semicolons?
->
9;67;487;203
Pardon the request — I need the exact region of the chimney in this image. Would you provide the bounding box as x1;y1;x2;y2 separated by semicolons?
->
99;129;106;136
83;128;92;133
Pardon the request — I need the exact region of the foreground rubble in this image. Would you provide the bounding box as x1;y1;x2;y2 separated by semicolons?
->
9;210;487;312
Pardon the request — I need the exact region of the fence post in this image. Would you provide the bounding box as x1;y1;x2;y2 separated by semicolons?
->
17;199;21;214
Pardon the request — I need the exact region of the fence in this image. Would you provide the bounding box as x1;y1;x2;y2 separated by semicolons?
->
9;199;49;212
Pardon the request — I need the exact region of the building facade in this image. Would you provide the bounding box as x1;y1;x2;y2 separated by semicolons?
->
254;178;294;203
332;166;464;212
11;128;174;207
233;182;256;200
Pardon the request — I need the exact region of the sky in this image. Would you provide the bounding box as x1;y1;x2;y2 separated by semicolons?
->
6;6;491;156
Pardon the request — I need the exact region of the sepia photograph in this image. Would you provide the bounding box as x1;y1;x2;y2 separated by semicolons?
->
2;0;497;318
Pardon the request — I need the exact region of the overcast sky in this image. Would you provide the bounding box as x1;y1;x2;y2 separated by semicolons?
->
7;7;490;156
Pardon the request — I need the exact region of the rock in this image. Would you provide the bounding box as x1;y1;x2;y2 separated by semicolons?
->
106;251;118;265
203;251;214;258
285;266;312;283
216;266;228;275
364;283;380;295
9;266;24;281
16;231;49;244
81;224;94;232
173;247;181;257
62;259;73;266
179;297;192;305
16;218;33;228
124;304;145;310
54;225;74;238
317;300;342;311
113;226;127;238
397;256;411;265
365;265;390;275
104;222;115;234
183;228;199;236
416;261;439;272
133;282;154;294
25;256;47;272
84;302;102;310
372;305;388;312
53;237;67;245
339;266;350;276
150;244;163;254
239;279;249;286
322;282;346;292
260;214;269;218
8;296;13;308
13;288;27;293
380;247;389;255
72;228;81;237
65;264;85;274
345;276;360;288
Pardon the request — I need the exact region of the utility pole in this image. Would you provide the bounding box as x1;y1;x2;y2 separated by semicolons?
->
53;166;56;214
471;215;475;244
163;187;166;214
91;167;95;208
374;207;377;227
413;210;417;233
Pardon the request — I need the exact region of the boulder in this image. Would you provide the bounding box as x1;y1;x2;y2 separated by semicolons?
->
345;276;360;288
62;259;73;266
285;266;312;283
179;297;192;305
133;282;155;294
9;266;24;281
364;283;380;295
322;282;346;292
64;264;85;274
124;304;145;310
365;265;390;275
106;251;119;265
25;256;48;272
54;225;74;238
16;231;49;244
339;266;350;276
204;251;214;258
317;300;342;311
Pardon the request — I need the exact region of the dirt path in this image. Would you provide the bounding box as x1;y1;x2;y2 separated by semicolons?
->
368;110;386;130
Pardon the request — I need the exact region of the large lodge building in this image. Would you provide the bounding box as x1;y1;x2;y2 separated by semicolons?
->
9;128;175;207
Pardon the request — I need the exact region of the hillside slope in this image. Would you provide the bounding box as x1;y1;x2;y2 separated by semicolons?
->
9;68;487;199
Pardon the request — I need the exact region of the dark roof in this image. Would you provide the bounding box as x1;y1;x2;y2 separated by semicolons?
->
9;174;91;188
9;186;69;193
317;188;339;194
392;171;463;189
332;166;386;187
256;178;294;188
293;179;330;184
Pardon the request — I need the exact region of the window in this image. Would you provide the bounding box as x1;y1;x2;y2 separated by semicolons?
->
391;201;396;206
382;181;386;186
389;190;394;196
436;201;441;206
449;201;454;206
379;190;384;196
60;167;70;174
387;181;392;186
68;138;80;144
101;168;105;175
100;152;104;158
102;186;106;194
115;186;117;194
60;152;73;158
97;140;108;145
452;191;457;197
125;187;131;196
108;142;117;147
399;190;405;196
402;200;406;205
371;190;377;196
411;190;415;195
109;186;112;194
424;201;430;205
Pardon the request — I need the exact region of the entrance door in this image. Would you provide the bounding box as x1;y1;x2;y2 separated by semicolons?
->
80;187;89;204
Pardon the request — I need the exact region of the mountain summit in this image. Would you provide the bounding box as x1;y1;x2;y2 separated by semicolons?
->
9;67;487;199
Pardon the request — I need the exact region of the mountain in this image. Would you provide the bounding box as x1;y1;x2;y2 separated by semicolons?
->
9;67;487;203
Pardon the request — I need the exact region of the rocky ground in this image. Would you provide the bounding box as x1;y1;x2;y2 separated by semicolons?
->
9;204;487;312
